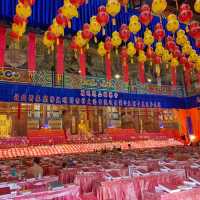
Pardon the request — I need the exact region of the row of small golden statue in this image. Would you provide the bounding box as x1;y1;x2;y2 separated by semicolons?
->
78;119;92;138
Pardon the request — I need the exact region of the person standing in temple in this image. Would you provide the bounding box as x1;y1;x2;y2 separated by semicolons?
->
27;158;43;178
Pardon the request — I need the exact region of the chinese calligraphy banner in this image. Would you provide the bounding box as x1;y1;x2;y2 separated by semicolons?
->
0;81;198;109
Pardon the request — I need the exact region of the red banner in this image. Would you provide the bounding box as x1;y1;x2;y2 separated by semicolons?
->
56;38;64;76
28;32;36;74
139;62;145;84
79;49;86;79
0;26;6;68
171;67;177;86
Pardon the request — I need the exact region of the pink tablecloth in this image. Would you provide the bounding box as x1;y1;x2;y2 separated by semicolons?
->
95;170;185;200
13;185;81;200
59;168;79;184
143;187;200;200
74;172;106;193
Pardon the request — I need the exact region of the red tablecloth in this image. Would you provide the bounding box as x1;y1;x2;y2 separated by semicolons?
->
13;185;81;200
143;187;200;200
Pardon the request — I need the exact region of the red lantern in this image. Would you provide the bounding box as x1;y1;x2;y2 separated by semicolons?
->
166;40;176;52
173;48;181;58
13;15;27;25
178;3;193;25
154;23;165;41
82;23;93;40
140;10;153;26
96;6;109;27
47;31;56;41
146;47;154;59
120;46;128;60
70;0;85;7
189;21;200;40
10;31;21;41
179;55;187;65
56;14;66;26
19;0;36;6
104;37;113;52
135;38;144;51
119;24;130;42
70;36;79;50
196;39;200;48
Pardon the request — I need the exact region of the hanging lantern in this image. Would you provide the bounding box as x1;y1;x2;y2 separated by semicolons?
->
189;21;200;40
119;24;130;43
106;0;120;25
97;41;106;57
127;42;136;64
155;42;165;57
166;37;176;52
178;3;193;31
111;31;122;54
75;31;87;48
82;23;93;40
19;0;36;6
144;29;154;47
16;3;32;18
79;48;87;79
140;4;153;27
129;15;141;36
89;16;101;43
96;5;109;35
154;23;165;41
194;0;200;13
152;0;167;16
13;15;27;26
0;26;6;68
166;14;179;34
56;14;66;27
69;0;85;8
104;37;113;52
135;37;144;51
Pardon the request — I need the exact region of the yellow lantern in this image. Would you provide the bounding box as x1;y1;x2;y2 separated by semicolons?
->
75;31;87;48
144;29;154;46
12;23;26;37
43;34;54;52
97;42;106;57
152;0;167;15
60;3;78;19
51;20;64;37
89;16;101;42
166;14;179;33
194;0;200;13
106;0;121;25
176;34;187;46
128;15;141;35
111;31;122;54
171;57;179;67
127;42;136;63
189;50;198;63
182;44;192;55
16;3;32;18
195;56;200;71
155;42;164;56
138;50;146;63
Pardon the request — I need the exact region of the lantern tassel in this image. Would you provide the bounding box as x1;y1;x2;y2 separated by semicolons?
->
139;62;145;84
171;67;177;86
105;52;112;81
79;49;86;79
123;60;129;83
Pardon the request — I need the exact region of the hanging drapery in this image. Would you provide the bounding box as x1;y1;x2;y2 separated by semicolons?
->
105;52;112;81
28;32;36;75
79;48;86;79
56;38;64;79
0;26;6;68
